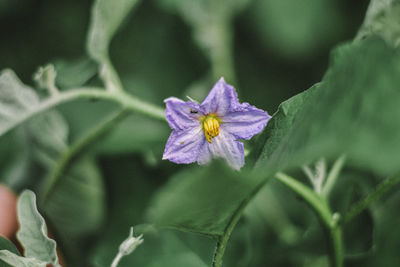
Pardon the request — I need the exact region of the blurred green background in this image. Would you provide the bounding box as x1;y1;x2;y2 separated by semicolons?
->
3;0;400;267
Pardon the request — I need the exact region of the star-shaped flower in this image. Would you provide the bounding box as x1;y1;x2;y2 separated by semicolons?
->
162;78;271;170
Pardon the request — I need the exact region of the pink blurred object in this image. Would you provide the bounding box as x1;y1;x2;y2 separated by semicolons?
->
0;184;18;238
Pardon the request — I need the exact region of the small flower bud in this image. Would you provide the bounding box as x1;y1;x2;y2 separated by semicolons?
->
118;227;143;256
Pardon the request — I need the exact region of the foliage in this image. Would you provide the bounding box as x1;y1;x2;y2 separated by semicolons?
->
0;190;60;267
1;0;400;267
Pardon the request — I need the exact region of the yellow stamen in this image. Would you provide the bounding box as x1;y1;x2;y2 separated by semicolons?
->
203;116;220;143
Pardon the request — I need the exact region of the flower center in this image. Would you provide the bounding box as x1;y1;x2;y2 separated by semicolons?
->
203;116;220;143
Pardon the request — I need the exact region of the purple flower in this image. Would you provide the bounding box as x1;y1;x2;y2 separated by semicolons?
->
162;78;271;170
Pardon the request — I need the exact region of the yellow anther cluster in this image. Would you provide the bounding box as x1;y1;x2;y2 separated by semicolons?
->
203;116;220;143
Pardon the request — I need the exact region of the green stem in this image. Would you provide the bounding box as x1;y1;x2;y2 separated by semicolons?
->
0;88;165;137
212;191;255;267
322;155;346;198
342;173;400;224
210;21;236;84
275;172;343;267
40;109;130;204
99;58;124;93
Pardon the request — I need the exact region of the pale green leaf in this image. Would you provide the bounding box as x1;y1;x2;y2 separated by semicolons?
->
0;70;40;137
356;0;400;47
87;0;140;62
16;190;59;266
0;250;46;267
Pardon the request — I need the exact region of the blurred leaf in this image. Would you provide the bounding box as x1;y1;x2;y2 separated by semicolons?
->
0;69;70;144
356;0;400;47
25;111;69;169
0;251;46;267
93;228;208;267
148;162;258;237
247;0;343;59
0;69;40;137
0;237;19;256
156;0;251;26
0;236;20;267
155;0;251;81
54;57;97;89
96;114;169;155
90;156;213;267
329;172;375;258
43;157;105;265
344;208;374;256
0;69;105;264
16;190;59;265
87;0;140;62
255;37;400;176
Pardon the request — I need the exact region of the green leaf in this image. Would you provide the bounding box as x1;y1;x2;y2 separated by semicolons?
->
0;70;105;264
87;0;140;62
251;83;319;168
255;37;400;176
96;114;169;155
25;111;69;169
0;236;20;267
0;237;19;256
147;162;258;237
0;251;46;267
90;157;213;267
356;0;400;47
54;57;97;89
0;69;69;145
16;190;59;266
43;157;105;264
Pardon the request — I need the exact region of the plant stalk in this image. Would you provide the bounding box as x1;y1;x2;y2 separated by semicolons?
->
40;109;130;204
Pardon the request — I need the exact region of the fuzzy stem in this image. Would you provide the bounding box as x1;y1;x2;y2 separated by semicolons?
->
342;173;400;224
0;88;165;138
322;155;346;198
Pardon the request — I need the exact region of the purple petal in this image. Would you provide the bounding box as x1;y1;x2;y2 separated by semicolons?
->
164;97;204;131
200;78;240;116
221;103;271;140
208;130;244;170
162;126;206;164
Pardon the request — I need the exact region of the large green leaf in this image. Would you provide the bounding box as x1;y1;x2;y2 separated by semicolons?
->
250;83;319;167
146;72;319;251
146;37;400;266
148;162;258;237
16;190;59;265
256;37;400;176
42;157;105;265
87;0;140;62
